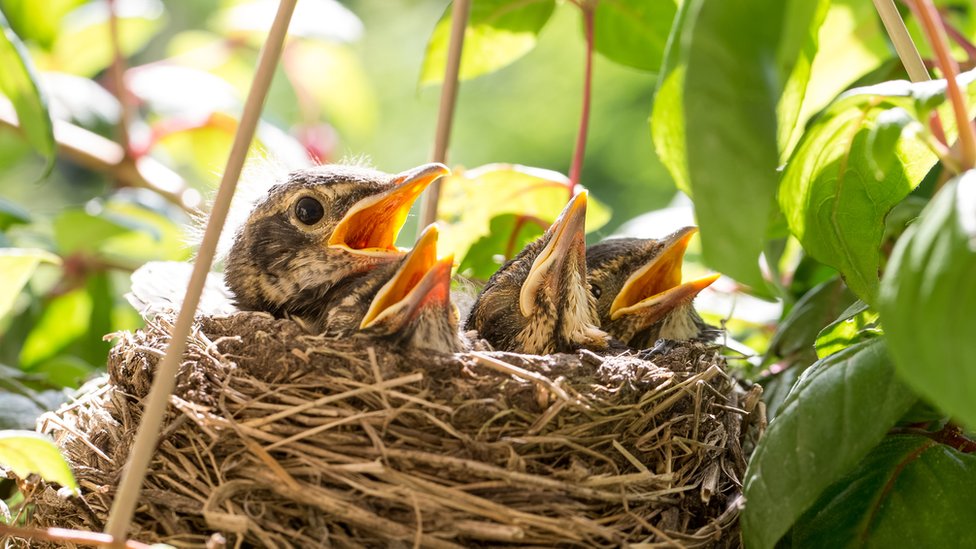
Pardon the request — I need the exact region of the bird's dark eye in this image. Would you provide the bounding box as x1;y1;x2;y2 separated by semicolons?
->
295;196;324;225
591;284;602;299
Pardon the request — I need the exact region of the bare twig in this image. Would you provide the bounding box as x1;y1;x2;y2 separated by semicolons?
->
568;6;595;193
0;523;152;549
418;0;471;232
102;0;299;544
106;0;132;153
0;99;200;213
871;0;929;82
907;0;976;171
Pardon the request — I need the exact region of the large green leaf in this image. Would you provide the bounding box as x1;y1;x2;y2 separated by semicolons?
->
793;435;976;547
420;0;556;85
0;9;55;175
19;288;92;368
436;164;611;266
742;339;917;549
652;0;829;291
879;172;976;429
591;0;676;73
0;248;60;320
780;71;976;305
0;430;78;495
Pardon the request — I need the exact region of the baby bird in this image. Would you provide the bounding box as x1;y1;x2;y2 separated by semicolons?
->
223;162;448;331
357;226;466;353
586;227;720;350
465;191;608;355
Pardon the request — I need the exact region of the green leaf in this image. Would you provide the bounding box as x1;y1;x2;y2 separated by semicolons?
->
880;172;976;429
652;0;829;291
458;213;546;280
793;435;976;548
0;0;87;49
779;98;937;305
0;9;55;176
0;248;60;320
766;277;854;364
52;208;143;256
0;430;78;495
742;339;917;549
0;198;30;231
815;300;881;359
19;288;92;368
591;0;676;73
31;355;95;389
49;0;166;77
791;0;889;153
437;164;611;265
420;0;556;85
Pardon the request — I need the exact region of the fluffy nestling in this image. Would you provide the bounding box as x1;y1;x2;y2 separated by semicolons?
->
465;191;608;354
586;227;719;349
223;162;448;332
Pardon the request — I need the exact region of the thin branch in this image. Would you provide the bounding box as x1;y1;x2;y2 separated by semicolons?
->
102;0;299;544
568;6;595;194
0;99;200;213
871;0;930;82
907;0;976;171
939;8;976;65
106;0;133;153
0;523;152;549
418;0;471;232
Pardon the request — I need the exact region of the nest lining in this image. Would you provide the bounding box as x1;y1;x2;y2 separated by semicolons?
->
20;312;756;548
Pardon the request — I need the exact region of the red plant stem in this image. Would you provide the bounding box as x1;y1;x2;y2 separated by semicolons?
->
504;214;548;258
107;0;132;154
939;9;976;63
908;0;976;171
568;7;595;195
0;523;152;549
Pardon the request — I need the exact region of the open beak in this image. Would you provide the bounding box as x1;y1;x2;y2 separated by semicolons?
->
609;226;719;322
520;191;588;317
360;224;454;329
329;163;449;256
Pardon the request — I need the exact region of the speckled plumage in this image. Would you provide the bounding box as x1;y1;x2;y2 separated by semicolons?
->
465;195;608;355
586;236;715;349
223;163;445;333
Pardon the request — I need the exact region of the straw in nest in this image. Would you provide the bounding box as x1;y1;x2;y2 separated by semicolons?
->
18;311;759;547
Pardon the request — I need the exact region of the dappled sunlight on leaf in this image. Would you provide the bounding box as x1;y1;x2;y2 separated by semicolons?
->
421;0;556;85
0;248;61;319
0;430;78;495
436;163;611;272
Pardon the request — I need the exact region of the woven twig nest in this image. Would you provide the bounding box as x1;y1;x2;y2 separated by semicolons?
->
23;312;757;547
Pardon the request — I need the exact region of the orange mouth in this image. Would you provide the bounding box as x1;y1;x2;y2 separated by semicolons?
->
360;224;453;329
329;163;449;256
520;191;588;317
609;227;719;322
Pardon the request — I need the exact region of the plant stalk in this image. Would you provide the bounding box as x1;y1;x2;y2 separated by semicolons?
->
106;0;132;153
101;0;298;545
568;7;595;194
871;0;929;83
419;0;471;232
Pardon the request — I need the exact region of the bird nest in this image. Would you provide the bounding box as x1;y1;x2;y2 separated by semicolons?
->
22;312;758;547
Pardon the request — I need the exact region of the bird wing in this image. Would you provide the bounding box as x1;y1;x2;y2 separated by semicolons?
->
126;261;237;319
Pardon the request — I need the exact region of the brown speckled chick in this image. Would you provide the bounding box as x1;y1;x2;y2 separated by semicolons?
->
586;227;720;350
223;163;448;333
465;191;608;355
